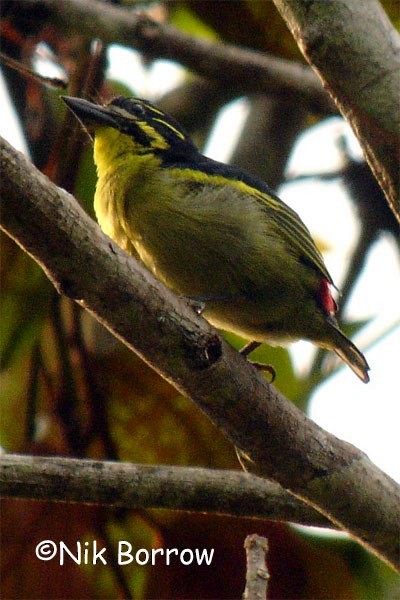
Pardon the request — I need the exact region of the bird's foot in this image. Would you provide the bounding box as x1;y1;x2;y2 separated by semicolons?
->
239;341;276;382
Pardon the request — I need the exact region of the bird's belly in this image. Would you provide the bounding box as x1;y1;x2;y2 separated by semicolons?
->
130;226;314;344
201;296;300;344
98;170;320;344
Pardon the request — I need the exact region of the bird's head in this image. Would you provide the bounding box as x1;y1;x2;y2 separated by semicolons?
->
62;95;197;162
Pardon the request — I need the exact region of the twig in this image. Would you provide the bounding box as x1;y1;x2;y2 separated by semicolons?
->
243;534;269;600
25;342;42;443
70;303;119;459
0;50;67;89
94;519;133;600
50;293;85;456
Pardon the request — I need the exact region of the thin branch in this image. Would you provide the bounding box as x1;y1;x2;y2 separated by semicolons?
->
25;343;42;443
17;0;334;114
1;137;399;571
94;520;133;600
230;96;307;188
158;79;232;136
50;292;85;456
0;454;333;528
243;534;270;600
70;303;119;459
272;0;400;221
0;51;67;90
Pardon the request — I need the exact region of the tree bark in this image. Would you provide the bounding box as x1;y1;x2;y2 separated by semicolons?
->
9;0;334;114
272;0;400;221
0;454;334;528
243;534;269;599
1;136;399;571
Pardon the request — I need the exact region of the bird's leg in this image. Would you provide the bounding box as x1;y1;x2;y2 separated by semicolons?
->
240;340;276;382
240;340;262;357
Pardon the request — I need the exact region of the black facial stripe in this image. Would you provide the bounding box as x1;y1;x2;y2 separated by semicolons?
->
114;117;152;147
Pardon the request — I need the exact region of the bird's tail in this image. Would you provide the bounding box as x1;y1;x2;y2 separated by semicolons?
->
327;322;370;383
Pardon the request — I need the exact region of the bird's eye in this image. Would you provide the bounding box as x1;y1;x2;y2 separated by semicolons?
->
132;103;146;118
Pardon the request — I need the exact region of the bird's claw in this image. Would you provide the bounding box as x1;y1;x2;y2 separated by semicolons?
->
239;341;276;382
249;360;276;382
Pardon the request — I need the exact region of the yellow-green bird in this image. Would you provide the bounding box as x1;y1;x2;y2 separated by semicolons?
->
63;95;369;383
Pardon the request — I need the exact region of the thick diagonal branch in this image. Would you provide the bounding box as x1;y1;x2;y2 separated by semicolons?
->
1;137;399;571
272;0;400;221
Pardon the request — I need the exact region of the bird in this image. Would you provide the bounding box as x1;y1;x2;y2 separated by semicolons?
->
62;95;369;383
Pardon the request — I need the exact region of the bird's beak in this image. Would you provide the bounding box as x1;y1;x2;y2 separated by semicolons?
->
62;96;118;129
